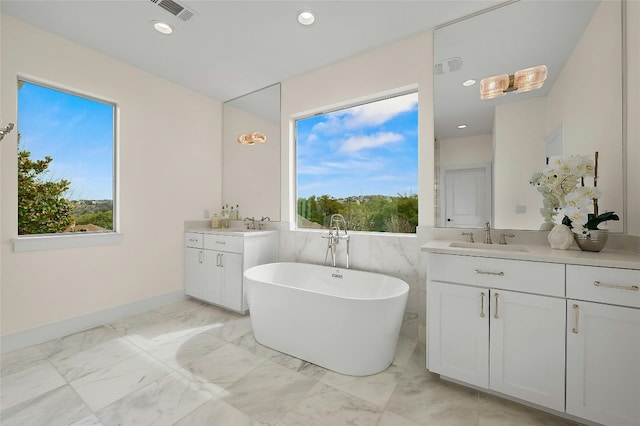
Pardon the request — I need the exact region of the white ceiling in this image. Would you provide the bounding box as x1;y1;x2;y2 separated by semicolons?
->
1;0;503;103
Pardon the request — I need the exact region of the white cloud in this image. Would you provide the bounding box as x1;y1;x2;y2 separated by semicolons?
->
311;114;343;135
308;92;418;136
339;132;404;153
298;164;334;175
344;92;418;129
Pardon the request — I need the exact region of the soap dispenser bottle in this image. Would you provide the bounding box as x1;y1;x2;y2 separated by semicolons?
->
210;213;220;228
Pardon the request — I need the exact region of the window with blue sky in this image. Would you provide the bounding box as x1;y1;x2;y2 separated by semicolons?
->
296;92;419;233
17;79;115;235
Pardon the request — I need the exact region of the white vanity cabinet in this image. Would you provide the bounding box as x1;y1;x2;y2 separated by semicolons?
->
185;232;205;300
185;230;277;314
427;253;566;412
565;265;640;426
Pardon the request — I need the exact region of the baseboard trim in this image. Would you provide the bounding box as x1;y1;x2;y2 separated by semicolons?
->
1;290;187;354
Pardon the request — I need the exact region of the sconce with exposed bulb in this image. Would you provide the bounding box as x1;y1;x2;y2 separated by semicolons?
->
237;132;267;145
480;65;548;100
0;122;15;142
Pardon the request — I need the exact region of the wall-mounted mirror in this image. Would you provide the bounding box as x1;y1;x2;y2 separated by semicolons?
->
434;0;623;231
222;83;281;221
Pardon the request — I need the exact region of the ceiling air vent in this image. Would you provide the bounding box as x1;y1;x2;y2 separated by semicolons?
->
149;0;197;23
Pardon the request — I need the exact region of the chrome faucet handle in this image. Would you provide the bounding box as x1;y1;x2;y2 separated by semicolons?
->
499;233;516;245
461;232;474;243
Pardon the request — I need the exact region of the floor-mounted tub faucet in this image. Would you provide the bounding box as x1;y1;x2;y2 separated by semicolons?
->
322;214;350;268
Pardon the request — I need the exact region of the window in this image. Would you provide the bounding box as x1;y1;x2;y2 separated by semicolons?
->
296;92;418;233
17;79;116;236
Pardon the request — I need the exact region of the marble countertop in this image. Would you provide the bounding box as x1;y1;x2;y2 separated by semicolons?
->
421;240;640;270
186;227;277;237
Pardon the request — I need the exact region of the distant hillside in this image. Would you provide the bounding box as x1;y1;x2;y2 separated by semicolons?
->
69;199;113;231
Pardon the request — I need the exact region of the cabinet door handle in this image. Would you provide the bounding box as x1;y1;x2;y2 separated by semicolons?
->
594;281;639;291
198;251;203;264
215;253;221;267
493;292;500;319
480;292;486;318
571;304;579;334
216;240;226;245
474;269;504;277
219;253;224;267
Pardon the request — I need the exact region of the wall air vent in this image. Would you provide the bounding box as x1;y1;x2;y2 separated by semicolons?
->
434;57;463;75
149;0;197;23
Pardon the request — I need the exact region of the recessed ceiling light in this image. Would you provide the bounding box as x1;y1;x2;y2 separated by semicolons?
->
462;79;476;87
151;20;174;35
298;11;316;26
457;124;468;129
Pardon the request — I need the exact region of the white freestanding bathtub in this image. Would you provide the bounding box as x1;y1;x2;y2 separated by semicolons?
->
244;262;409;376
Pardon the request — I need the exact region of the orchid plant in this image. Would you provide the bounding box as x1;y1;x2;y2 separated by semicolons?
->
530;154;618;236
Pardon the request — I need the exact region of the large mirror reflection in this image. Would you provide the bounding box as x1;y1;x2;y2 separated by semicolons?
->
434;0;623;231
222;84;281;221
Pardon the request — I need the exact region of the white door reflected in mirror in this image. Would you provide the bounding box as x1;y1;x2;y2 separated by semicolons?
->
441;163;491;228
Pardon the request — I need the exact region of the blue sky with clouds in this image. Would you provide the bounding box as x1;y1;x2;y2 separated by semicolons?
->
18;81;114;200
296;92;418;199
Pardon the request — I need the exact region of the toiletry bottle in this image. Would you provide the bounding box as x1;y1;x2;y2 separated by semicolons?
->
230;206;235;221
235;204;240;220
210;213;220;228
221;205;228;228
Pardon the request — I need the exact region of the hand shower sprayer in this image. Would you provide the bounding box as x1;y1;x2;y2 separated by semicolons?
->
322;214;350;269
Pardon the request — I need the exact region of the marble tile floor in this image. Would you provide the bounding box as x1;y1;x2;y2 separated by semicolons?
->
1;299;581;426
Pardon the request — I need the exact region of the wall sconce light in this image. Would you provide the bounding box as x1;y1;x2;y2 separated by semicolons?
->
0;122;15;142
480;65;548;100
237;132;267;145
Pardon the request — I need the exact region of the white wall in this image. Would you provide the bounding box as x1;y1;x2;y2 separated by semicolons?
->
439;134;493;166
493;97;547;229
0;15;222;337
546;0;624;233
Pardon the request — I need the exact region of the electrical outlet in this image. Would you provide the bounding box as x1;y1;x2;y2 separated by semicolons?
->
515;205;527;214
203;209;210;218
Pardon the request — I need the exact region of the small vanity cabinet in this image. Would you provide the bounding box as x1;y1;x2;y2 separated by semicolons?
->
423;242;640;426
426;253;566;412
565;265;640;426
185;230;277;313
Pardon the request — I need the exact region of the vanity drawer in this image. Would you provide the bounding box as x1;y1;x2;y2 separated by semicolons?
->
204;234;244;253
185;232;203;248
427;253;564;297
567;265;640;308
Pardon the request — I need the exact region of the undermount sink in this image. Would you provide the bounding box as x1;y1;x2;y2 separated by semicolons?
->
449;241;530;252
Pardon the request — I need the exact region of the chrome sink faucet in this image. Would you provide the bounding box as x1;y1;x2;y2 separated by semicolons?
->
243;217;256;230
484;222;493;244
257;216;271;230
